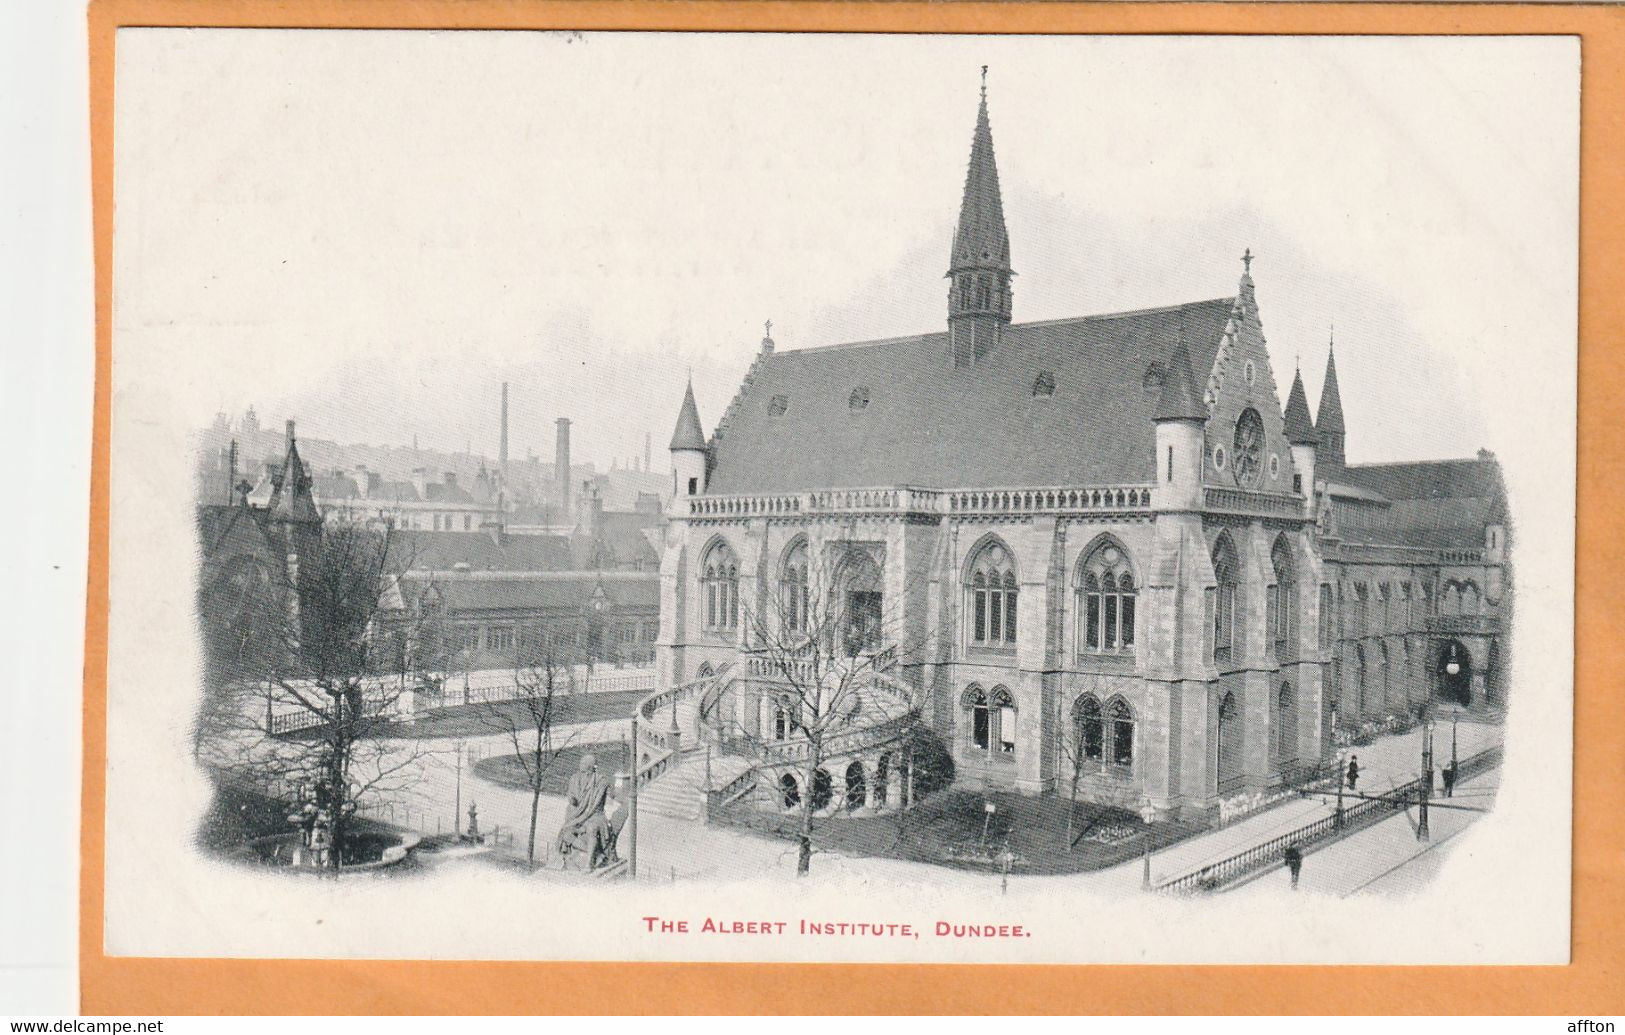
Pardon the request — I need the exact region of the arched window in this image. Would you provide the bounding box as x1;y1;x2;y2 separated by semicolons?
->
702;540;740;634
834;548;883;655
991;686;1017;756
779;773;800;809
1461;582;1480;615
1077;539;1136;654
1277;683;1296;765
1212;535;1239;662
772;695;794;741
1107;698;1135;767
966;539;1018;648
780;539;809;635
1217;690;1242;788
1268;536;1296;656
1074;695;1104;765
963;684;1016;758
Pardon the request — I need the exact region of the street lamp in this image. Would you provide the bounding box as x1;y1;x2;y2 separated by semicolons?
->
1418;716;1433;842
1334;749;1347;829
1139;797;1157;890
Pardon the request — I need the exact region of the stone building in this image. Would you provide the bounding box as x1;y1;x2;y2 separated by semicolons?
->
652;80;1510;823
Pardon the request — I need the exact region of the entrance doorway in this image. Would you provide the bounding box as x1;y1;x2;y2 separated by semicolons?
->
1436;639;1472;706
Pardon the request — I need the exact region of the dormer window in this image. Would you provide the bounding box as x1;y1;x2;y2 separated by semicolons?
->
1142;362;1165;390
849;387;870;412
1032;371;1055;398
768;394;789;417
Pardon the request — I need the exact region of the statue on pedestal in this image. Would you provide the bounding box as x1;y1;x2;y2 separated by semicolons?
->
555;753;611;871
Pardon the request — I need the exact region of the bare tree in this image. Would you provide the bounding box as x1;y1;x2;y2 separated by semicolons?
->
196;518;438;870
733;534;929;876
1053;673;1120;850
475;633;586;868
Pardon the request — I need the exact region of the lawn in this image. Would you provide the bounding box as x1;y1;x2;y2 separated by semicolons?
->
471;742;631;796
713;787;1201;875
283;689;647;741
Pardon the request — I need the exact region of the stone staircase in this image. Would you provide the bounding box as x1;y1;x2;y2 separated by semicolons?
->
636;753;756;821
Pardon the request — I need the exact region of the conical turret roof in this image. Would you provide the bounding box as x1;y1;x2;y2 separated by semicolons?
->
669;380;707;451
1153;341;1208;422
1283;368;1318;445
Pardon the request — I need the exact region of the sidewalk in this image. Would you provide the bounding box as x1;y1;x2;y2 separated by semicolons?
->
1240;764;1501;897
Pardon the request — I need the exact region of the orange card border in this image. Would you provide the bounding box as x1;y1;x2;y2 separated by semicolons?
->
83;1;1623;1015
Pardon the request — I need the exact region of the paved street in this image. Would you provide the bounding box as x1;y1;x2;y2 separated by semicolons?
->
1237;764;1500;897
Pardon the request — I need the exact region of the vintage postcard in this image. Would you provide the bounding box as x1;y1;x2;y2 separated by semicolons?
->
101;27;1576;968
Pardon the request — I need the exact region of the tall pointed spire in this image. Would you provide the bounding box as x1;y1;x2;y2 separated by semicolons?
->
947;67;1014;368
1316;335;1347;466
669;378;707;451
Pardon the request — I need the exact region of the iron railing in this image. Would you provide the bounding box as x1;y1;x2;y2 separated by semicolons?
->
1157;744;1503;894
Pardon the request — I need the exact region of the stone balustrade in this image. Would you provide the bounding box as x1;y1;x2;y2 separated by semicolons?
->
681;483;1156;521
1202;485;1305;519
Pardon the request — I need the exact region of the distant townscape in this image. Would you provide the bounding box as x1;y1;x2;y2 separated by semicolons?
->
190;74;1511;897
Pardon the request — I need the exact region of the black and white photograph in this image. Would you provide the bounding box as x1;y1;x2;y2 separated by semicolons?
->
103;29;1575;965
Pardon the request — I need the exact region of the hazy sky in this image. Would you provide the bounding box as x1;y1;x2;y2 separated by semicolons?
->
114;30;1576;473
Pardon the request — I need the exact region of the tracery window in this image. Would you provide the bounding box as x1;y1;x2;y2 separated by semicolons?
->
1212;534;1239;662
1232;407;1265;488
967;539;1018;648
964;685;1016;758
1076;539;1136;654
702;540;740;634
780;539;809;635
1076;695;1104;764
1107;698;1135;767
1268;536;1296;656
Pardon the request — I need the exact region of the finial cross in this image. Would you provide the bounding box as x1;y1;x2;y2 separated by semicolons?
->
981;65;988;96
765;319;772;338
1241;247;1253;274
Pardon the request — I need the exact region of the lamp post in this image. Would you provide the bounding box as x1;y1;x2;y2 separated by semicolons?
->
1417;718;1433;842
1334;750;1346;829
1139;798;1157;891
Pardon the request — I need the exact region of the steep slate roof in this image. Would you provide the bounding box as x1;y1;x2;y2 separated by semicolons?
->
1328;457;1505;549
400;573;659;614
388;530;573;572
1282;369;1318;445
705;298;1235;494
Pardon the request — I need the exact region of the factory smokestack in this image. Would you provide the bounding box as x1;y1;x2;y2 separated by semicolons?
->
644;431;652;474
555;417;572;522
499;382;509;473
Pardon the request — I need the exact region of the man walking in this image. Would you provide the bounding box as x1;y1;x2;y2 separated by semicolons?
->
1346;755;1360;793
1442;759;1458;798
1283;845;1303;889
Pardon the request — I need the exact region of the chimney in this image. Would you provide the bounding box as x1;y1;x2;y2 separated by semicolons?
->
644;432;652;473
444;471;458;491
499;381;510;474
226;439;238;506
411;467;429;497
555;417;572;522
353;464;370;499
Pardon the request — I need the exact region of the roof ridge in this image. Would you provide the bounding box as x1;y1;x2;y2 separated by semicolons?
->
1342;457;1496;469
775;297;1239;358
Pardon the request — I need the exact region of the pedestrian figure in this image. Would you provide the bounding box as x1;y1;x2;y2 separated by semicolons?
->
1283;845;1303;889
1346;755;1360;792
1442;760;1457;798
